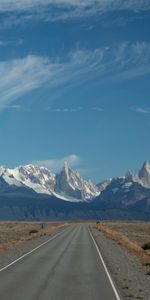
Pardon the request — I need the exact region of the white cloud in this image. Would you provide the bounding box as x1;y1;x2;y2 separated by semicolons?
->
0;55;61;108
0;0;150;25
46;106;104;112
131;107;150;114
0;42;150;109
0;48;107;108
0;0;149;12
0;39;23;47
0;104;23;110
32;154;80;172
91;107;104;112
46;107;83;112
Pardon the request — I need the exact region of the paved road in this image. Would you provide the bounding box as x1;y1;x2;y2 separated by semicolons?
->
0;224;121;300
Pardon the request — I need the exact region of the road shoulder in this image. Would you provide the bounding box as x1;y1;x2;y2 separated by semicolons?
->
0;225;68;271
90;225;150;300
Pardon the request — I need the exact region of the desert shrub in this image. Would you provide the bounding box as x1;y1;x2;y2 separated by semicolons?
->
29;229;39;235
142;242;150;250
144;262;150;267
146;270;150;276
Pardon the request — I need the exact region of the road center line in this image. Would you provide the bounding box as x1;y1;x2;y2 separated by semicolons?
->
89;228;122;300
0;227;68;273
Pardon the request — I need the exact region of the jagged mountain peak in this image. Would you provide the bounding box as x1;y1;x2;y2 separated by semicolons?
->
17;164;53;174
96;179;112;194
63;161;69;177
10;164;56;195
62;161;75;182
138;160;150;187
125;170;133;178
0;162;100;202
1;160;150;203
62;161;82;179
55;162;100;201
0;166;7;175
63;161;69;171
141;161;150;172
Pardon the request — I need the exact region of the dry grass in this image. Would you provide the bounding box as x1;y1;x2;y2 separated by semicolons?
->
96;221;150;266
0;221;69;251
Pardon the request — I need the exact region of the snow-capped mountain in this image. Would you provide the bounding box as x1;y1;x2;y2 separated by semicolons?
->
94;161;150;214
94;174;150;217
0;163;100;202
55;162;99;201
0;161;149;220
118;161;150;189
138;161;150;188
96;179;112;193
0;165;55;195
0;160;150;204
0;167;23;188
11;165;56;195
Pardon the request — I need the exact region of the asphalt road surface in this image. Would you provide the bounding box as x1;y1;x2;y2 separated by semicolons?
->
0;224;121;300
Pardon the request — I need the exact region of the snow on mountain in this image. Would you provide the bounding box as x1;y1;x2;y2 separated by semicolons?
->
138;161;150;188
0;167;23;187
55;162;100;201
96;179;112;193
0;165;55;194
0;163;100;202
11;165;56;195
95;161;150;208
0;160;150;203
95;161;150;201
123;161;150;189
95;174;150;213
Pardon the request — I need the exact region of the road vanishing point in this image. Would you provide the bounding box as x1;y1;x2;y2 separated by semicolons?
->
0;224;121;300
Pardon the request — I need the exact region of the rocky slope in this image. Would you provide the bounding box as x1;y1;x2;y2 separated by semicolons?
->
139;160;150;187
0;163;99;202
55;162;99;201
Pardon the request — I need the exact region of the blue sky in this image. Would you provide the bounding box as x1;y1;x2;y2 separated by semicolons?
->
0;0;150;183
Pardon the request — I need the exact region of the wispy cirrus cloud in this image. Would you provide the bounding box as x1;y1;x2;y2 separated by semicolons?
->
0;0;150;25
131;106;150;114
0;42;150;109
46;107;83;112
0;55;52;108
0;39;23;47
0;104;24;110
32;154;80;172
0;0;150;13
91;107;104;112
46;107;104;113
0;51;103;108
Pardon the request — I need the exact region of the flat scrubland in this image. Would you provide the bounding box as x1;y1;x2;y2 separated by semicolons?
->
0;221;69;250
96;221;150;268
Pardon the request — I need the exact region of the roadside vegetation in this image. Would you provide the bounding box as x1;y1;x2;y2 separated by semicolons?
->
96;221;150;274
0;222;69;250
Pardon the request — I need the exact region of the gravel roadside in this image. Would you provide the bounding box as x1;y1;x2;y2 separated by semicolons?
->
90;225;150;300
0;226;67;270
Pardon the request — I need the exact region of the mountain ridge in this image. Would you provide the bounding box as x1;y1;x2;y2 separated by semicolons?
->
0;162;100;202
0;160;150;220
